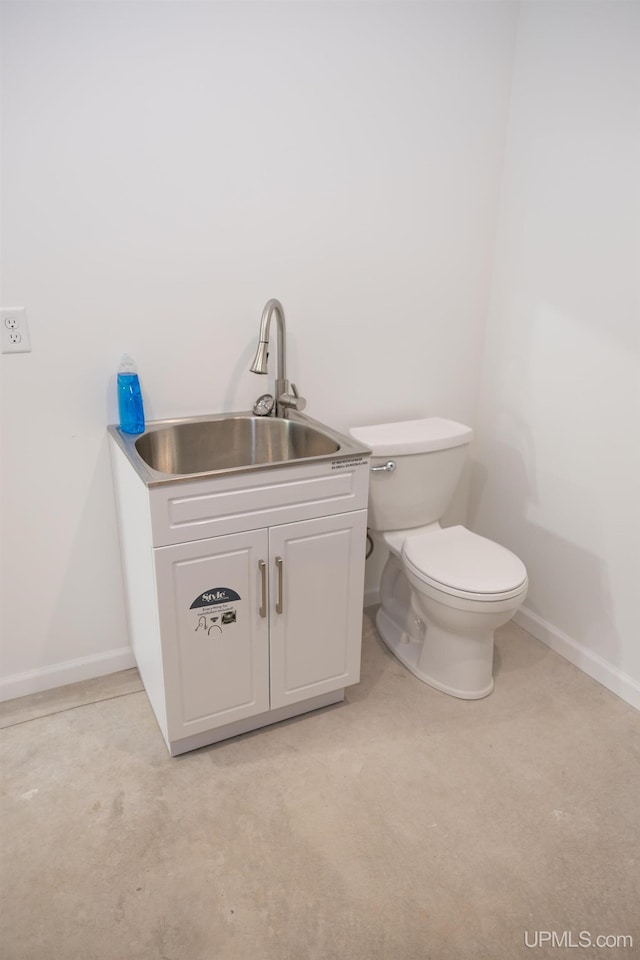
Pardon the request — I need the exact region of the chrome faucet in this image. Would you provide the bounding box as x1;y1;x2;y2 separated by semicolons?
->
250;299;305;417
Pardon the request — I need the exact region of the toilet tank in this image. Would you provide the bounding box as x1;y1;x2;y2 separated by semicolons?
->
349;418;473;531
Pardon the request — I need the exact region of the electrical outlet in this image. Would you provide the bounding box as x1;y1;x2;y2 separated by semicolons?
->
1;308;31;354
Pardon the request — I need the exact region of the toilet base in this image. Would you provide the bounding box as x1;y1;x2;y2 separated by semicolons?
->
375;606;494;700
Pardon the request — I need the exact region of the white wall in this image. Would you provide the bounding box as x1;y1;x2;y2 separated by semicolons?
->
470;1;640;707
0;1;518;696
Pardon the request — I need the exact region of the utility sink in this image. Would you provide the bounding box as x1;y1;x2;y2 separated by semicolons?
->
108;411;369;485
136;415;339;475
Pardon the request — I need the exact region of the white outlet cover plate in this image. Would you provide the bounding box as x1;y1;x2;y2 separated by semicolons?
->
1;307;31;353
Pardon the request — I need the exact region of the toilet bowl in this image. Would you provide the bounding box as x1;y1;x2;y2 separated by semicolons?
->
349;418;528;699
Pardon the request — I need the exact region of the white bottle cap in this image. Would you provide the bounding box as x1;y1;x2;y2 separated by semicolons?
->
119;354;137;373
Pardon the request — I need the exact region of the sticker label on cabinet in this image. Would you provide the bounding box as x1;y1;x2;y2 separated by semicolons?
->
190;588;241;609
191;588;241;637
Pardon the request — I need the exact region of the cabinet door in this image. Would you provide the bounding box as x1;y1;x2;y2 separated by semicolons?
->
155;529;270;740
269;510;368;709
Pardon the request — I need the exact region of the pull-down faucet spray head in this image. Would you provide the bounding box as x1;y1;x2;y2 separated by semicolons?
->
249;339;269;375
250;298;286;382
250;299;305;417
250;299;287;415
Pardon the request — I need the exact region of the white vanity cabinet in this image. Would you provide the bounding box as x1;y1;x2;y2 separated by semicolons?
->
110;437;369;755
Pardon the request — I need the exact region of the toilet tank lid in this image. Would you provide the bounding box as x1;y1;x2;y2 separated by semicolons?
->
349;418;472;456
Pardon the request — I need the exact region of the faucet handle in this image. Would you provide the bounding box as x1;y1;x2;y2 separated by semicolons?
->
289;383;306;412
278;382;306;413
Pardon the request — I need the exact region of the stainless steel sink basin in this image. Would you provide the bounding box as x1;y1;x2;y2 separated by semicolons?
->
109;410;370;485
134;415;340;476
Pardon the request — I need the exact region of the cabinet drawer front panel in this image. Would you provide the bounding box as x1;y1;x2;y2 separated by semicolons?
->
149;461;369;546
269;510;368;709
155;531;270;739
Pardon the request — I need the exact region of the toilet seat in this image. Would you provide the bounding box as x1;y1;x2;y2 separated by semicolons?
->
402;525;527;602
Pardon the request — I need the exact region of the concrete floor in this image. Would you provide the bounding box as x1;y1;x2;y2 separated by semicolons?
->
1;611;638;960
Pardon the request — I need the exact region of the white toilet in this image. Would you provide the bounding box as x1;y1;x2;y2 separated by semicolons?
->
349;418;528;699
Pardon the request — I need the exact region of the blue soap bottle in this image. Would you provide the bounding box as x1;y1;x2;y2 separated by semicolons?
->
117;354;145;434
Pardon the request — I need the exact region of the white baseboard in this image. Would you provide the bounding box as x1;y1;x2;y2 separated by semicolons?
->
7;607;638;714
515;606;640;712
0;647;136;703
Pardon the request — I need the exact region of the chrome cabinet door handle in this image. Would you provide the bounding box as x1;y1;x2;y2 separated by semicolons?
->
275;556;284;614
371;460;396;473
259;560;267;618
